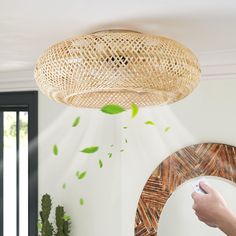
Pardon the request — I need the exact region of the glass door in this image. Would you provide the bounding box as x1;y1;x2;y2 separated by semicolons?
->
0;91;38;236
2;111;28;236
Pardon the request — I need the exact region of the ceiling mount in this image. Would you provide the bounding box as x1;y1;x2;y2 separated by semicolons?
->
91;29;141;34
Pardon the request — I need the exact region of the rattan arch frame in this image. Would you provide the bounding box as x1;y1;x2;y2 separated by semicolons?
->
134;143;236;236
35;30;201;108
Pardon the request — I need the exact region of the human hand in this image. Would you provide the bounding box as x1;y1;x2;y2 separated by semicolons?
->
191;181;229;228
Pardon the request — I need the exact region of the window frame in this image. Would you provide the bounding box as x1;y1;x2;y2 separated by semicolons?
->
0;91;38;236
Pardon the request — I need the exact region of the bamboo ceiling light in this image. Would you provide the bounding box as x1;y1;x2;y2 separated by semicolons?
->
34;30;201;108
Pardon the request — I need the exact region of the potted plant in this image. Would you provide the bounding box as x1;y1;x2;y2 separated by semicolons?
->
38;194;71;236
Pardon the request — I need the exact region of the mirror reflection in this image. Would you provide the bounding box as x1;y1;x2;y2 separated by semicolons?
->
158;176;236;236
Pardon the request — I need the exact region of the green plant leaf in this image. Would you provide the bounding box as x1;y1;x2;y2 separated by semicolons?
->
120;149;124;152
78;171;87;180
145;121;155;126
164;126;171;132
99;159;103;168
101;104;126;115
108;153;112;158
53;144;59;156
63;215;71;221
62;183;67;189
72;116;80;127
81;146;99;154
123;126;128;129
131;102;139;119
37;222;42;230
125;138;128;143
80;198;84;206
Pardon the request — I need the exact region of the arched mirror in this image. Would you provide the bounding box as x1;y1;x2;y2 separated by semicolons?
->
134;143;236;236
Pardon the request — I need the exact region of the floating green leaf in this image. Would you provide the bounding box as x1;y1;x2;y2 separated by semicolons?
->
164;126;171;132
76;171;87;180
131;102;139;119
72;116;80;127
37;222;42;230
108;153;112;158
62;183;67;189
145;121;155;126
123;126;128;129
101;104;126;115
81;146;99;154
125;138;128;143
80;198;84;206
120;149;124;152
79;171;87;180
63;215;71;221
53;144;59;156
99;159;103;168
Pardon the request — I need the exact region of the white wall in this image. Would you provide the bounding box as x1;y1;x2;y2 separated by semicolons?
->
38;78;236;236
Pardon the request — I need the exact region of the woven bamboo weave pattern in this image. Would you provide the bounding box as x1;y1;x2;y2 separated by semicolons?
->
134;143;236;236
34;30;201;108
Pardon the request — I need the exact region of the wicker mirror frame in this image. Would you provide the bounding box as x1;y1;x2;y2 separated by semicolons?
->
134;143;236;236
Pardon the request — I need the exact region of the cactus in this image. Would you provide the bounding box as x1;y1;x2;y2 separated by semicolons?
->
63;219;71;236
39;194;71;236
55;206;71;236
39;194;54;236
55;206;64;236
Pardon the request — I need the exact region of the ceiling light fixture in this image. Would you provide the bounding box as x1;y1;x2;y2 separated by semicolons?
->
34;29;201;108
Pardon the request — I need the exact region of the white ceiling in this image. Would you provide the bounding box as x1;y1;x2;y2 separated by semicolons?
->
1;0;236;81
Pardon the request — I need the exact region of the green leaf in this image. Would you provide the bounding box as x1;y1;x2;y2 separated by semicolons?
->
101;104;126;115
62;183;66;189
53;144;59;156
80;198;84;206
131;102;139;119
123;126;128;129
78;171;87;180
81;146;99;154
63;215;71;221
108;153;112;158
125;138;128;143
164;126;171;132
120;149;124;152
145;121;155;126
37;222;42;230
99;159;103;168
72;116;80;127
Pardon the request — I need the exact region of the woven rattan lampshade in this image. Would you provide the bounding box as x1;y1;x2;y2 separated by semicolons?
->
34;30;201;109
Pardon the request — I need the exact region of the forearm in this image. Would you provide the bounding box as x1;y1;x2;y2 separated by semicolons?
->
218;209;236;236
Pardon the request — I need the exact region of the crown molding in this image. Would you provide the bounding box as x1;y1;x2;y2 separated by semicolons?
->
0;69;38;92
0;50;236;92
198;49;236;80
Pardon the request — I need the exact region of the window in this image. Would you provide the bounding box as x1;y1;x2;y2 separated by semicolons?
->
0;91;38;236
